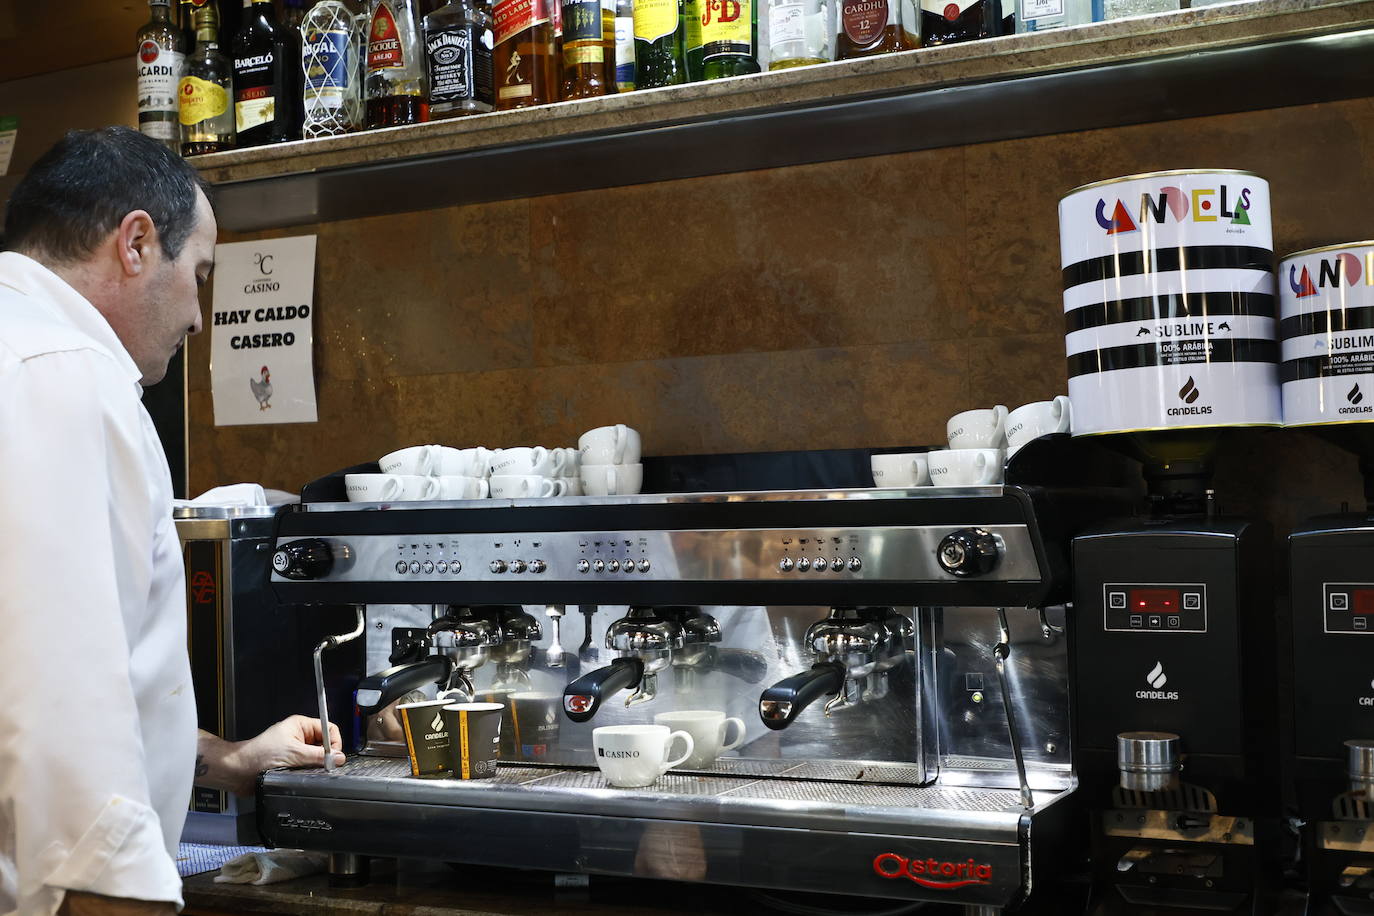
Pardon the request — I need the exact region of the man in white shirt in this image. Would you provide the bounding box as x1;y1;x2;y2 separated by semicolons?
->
0;128;343;916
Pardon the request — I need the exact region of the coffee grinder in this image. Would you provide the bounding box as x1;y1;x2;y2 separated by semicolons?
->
1070;433;1284;914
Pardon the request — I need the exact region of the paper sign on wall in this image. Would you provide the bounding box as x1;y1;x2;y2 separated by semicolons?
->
210;235;319;426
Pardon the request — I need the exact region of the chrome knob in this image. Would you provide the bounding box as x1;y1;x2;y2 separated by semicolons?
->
779;557;794;572
593;559;606;573
509;559;527;574
489;560;507;574
450;560;462;574
608;559;620;572
936;528;1001;578
796;557;811;572
637;559;651;572
576;559;591;574
272;539;334;580
813;559;827;573
394;561;408;574
830;557;844;572
848;557;862;572
422;561;434;574
622;561;634;574
529;559;547;574
1117;731;1181;792
436;561;448;573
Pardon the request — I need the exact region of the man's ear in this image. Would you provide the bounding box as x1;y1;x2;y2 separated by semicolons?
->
115;210;157;278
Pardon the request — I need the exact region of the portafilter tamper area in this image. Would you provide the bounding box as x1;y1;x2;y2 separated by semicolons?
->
1117;731;1182;792
1349;739;1374;801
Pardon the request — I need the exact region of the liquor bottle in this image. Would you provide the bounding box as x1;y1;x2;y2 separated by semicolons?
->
492;0;558;109
633;0;685;88
559;0;611;98
232;0;297;146
302;0;364;136
281;0;308;135
136;0;185;152
1016;0;1099;31
424;0;495;116
613;0;635;90
700;0;759;78
837;0;914;57
365;0;429;126
921;0;997;45
179;2;235;155
765;0;831;69
684;0;702;81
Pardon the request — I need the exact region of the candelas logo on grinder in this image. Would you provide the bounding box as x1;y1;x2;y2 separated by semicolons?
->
873;853;992;890
1094;184;1253;235
1288;251;1373;299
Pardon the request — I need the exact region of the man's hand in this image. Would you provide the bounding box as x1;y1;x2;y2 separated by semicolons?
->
196;716;344;796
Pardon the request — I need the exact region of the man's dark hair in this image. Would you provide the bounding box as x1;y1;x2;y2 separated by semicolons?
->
3;126;212;263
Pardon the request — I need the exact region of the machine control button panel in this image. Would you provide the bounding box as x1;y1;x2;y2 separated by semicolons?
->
1103;583;1207;634
1324;583;1374;635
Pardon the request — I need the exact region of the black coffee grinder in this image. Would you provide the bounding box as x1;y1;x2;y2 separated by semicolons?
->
1290;443;1374;915
1070;433;1284;914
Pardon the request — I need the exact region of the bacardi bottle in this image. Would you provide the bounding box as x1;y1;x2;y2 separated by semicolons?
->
179;2;235;155
559;0;611;98
233;0;298;146
700;0;759;79
424;0;495;116
365;0;429;127
633;0;686;88
136;0;185;152
301;1;364;137
493;0;558;110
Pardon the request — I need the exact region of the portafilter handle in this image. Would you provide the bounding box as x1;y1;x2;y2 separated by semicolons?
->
1118;731;1182;792
1347;739;1374;800
562;656;645;723
759;662;846;730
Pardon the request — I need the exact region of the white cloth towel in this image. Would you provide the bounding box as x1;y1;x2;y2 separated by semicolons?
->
213;849;329;885
175;483;269;508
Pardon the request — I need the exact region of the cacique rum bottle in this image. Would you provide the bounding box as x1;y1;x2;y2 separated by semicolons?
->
365;0;429;127
179;2;235;155
301;0;364;136
136;0;185;152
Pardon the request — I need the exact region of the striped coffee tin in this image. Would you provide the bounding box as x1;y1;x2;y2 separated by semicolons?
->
1279;241;1374;427
1059;169;1281;437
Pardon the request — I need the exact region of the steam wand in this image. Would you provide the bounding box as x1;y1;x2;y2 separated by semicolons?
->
314;607;365;774
993;608;1034;809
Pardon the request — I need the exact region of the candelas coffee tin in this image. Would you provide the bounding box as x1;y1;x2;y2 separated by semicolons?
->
1059;169;1281;436
1279;242;1374;426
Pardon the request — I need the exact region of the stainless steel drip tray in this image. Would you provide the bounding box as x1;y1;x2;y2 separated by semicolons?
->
263;756;1052;842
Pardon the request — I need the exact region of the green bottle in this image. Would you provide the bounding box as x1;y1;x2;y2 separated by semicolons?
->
685;0;703;81
700;0;759;78
633;0;686;87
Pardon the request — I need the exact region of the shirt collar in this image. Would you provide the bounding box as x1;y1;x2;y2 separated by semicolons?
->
0;251;145;388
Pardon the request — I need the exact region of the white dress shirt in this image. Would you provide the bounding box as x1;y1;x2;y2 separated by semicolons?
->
0;253;196;915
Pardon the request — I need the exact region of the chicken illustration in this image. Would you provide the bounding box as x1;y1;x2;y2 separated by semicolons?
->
250;366;273;411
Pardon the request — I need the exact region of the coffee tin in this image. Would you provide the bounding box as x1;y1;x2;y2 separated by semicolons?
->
1059;169;1281;436
1278;241;1374;426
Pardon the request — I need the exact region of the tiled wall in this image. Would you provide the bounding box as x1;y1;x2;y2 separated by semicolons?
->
188;96;1374;498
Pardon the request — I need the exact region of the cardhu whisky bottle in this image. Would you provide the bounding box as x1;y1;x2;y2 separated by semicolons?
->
837;0;916;58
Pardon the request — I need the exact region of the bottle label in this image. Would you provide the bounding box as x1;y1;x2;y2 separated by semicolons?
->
137;43;183;139
178;75;229;125
634;0;678;43
701;0;750;57
304;26;352;90
426;24;492;105
769;2;806;43
842;0;891;44
235;90;276;132
685;0;702;51
368;2;406;69
920;0;977;18
562;0;603;42
494;0;551;47
1020;0;1062;15
614;14;635;86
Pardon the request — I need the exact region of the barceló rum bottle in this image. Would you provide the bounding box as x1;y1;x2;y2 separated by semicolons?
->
837;0;916;57
633;0;685;88
493;0;559;109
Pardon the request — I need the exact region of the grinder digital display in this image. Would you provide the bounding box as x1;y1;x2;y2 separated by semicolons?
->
1103;583;1208;633
1322;583;1374;634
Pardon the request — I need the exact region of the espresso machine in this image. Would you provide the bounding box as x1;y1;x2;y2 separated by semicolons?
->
1070;453;1285;914
260;445;1130;911
1290;476;1374;914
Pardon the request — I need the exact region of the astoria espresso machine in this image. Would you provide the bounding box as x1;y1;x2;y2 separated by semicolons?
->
260;440;1131;912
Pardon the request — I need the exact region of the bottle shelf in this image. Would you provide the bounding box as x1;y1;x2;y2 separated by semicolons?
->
196;0;1374;232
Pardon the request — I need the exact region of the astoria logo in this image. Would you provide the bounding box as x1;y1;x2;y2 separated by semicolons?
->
1289;251;1373;299
873;853;993;890
1095;185;1253;235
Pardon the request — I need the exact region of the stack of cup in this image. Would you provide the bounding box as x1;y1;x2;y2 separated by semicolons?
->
579;425;643;496
1005;396;1072;456
346;444;493;502
553;447;583;496
488;446;571;498
928;406;1008;486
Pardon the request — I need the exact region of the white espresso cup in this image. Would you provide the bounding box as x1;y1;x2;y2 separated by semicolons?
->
870;452;930;487
489;446;562;478
592;724;694;788
927;449;1004;486
489;475;568;498
582;463;643;496
344;473;441;502
579;424;642;465
379;444;440;477
653;710;746;769
947;406;1009;449
435;446;494;478
436;475;490;499
1005;396;1072;453
556;448;582;478
562;477;585;497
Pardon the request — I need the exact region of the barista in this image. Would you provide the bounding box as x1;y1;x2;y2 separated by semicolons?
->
0;127;342;916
